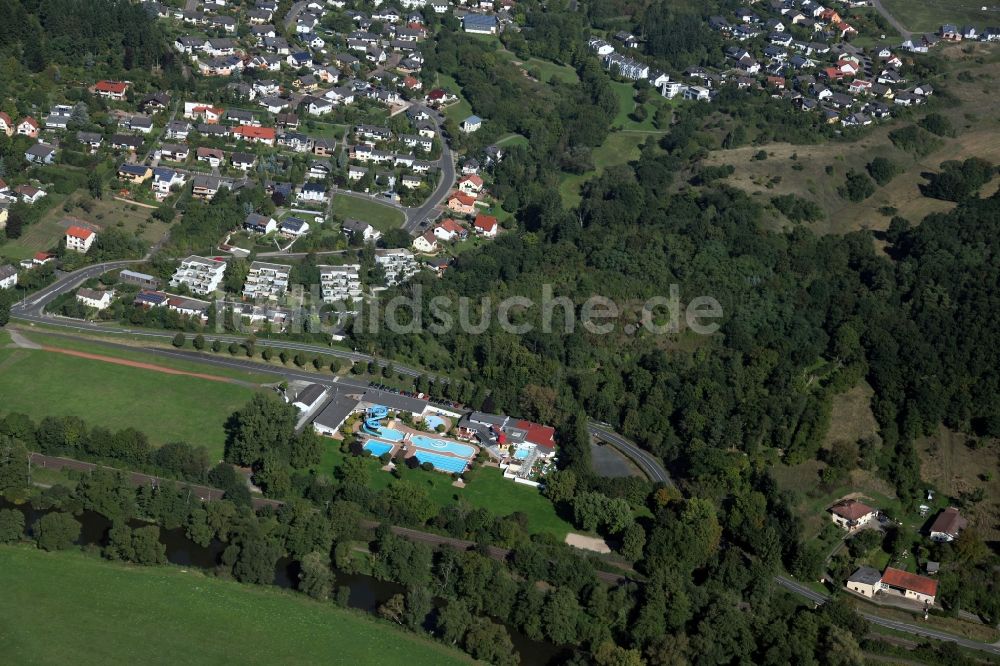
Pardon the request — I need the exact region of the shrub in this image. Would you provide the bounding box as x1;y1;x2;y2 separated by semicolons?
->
771;194;823;223
866;157;901;186
838;170;876;202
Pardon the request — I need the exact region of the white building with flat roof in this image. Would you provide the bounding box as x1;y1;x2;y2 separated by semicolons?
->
374;249;419;286
169;255;227;296
243;261;291;301
319;264;362;304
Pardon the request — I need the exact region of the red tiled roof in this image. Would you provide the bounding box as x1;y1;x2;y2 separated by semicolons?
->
0;178;6;190
95;80;128;94
516;419;555;448
34;251;54;261
881;567;937;597
427;89;446;100
474;214;497;231
20;116;39;128
235;125;276;141
459;174;483;187
66;225;95;240
0;112;10;125
438;218;464;233
830;499;874;520
451;192;475;206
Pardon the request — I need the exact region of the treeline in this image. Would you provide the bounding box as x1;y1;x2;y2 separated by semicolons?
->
0;0;167;72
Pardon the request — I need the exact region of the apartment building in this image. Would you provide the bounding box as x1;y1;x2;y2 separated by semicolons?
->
319;264;362;304
169;255;227;296
243;261;291;301
374;249;419;286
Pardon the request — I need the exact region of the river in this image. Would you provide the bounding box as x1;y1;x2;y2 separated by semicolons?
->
2;499;567;665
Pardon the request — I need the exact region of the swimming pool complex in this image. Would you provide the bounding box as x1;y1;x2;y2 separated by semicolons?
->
423;415;446;430
409;435;475;458
413;450;468;473
363;441;394;457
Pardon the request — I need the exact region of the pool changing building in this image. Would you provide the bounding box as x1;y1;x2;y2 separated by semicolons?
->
457;411;556;486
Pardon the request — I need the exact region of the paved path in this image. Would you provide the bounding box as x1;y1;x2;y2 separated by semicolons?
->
871;0;914;40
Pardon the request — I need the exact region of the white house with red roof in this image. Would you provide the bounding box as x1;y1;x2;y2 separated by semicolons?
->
184;102;225;124
829;499;876;531
0;112;12;136
879;567;937;606
65;225;96;253
17;116;39;138
433;218;467;242
93;80;129;101
457;173;484;196
412;230;438;253
474;213;498;237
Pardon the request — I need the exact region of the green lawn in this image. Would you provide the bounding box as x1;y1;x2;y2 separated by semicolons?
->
495;133;529;149
609;81;666;131
559;131;659;207
0;546;471;666
331;195;405;233
523;57;580;85
879;0;994;33
320;439;573;538
437;73;474;124
0;340;256;459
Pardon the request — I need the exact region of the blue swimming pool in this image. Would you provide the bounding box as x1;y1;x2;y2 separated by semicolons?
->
364;441;393;457
413;450;468;473
424;415;446;430
410;435;475;458
373;427;405;442
514;447;531;460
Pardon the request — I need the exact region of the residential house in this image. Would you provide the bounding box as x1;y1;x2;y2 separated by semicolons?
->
244;212;277;234
159;144;190;162
192;175;223;200
929;507;967;542
233;125;276;146
16;117;39;138
0;264;17;290
0;112;13;136
94;80;129;101
460;115;482;133
196;146;225;167
25;144;56;165
829;499;876;531
474;213;498;237
457;174;484;196
14;185;46;204
297;182;328;204
463;14;498;34
65;225;96;253
448;192;476;215
76;288;114;310
279;217;310;237
845;566;882;598
231;152;258;170
343;218;381;242
412;230;438;253
433;218;467;242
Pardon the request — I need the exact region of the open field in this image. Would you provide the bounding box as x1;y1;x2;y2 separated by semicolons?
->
436;73;474;123
0;335;256;459
331;194;404;233
2;196;166;262
701;49;1000;234
0;546;470;666
917;426;1000;542
880;0;1000;33
319;440;575;538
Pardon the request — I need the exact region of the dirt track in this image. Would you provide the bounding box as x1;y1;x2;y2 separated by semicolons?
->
38;345;250;385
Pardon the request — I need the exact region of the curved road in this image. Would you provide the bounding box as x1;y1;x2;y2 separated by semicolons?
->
587;422;673;487
775;576;1000;655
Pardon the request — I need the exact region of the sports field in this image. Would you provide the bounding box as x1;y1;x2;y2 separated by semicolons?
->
0;336;256;459
0;546;471;666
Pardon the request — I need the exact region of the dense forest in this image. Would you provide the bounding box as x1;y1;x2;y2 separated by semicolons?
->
0;0;166;73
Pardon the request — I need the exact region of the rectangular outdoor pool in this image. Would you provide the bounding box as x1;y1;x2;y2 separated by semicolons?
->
363;441;394;457
409;435;475;458
413;451;468;473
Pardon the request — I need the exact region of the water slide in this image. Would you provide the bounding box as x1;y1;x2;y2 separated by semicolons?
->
362;405;389;436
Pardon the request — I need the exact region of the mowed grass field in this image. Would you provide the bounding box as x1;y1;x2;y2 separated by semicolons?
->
880;0;998;33
320;438;574;538
331;195;404;233
0;336;256;459
0;546;471;666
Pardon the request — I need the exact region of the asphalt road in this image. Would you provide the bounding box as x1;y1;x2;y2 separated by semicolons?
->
402;105;455;233
774;576;1000;655
587;422;674;487
871;0;914;40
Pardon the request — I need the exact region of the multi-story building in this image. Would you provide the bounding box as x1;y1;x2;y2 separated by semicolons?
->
169;255;227;296
65;226;96;253
242;261;291;301
319;264;362;304
374;249;419;286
